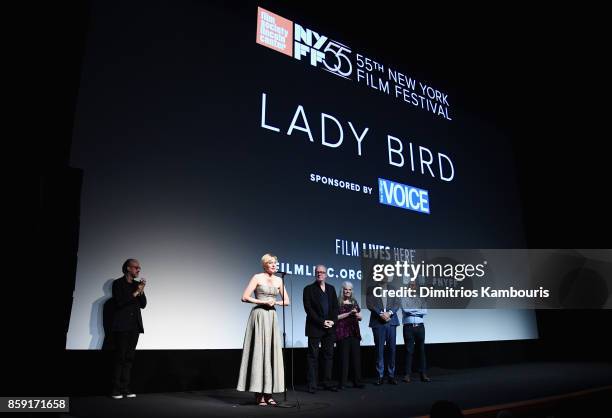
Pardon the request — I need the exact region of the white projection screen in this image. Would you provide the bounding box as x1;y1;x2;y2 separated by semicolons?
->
66;2;538;349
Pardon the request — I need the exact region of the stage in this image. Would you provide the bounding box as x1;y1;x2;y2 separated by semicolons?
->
65;362;612;418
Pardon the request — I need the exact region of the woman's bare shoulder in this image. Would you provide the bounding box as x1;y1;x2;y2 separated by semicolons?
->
251;272;265;282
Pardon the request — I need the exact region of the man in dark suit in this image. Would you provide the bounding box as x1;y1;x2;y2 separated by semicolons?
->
111;258;147;399
367;279;400;385
303;265;339;393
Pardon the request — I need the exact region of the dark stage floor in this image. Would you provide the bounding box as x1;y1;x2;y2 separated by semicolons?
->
63;362;612;418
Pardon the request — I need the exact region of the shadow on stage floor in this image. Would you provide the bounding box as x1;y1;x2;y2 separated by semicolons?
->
65;362;612;418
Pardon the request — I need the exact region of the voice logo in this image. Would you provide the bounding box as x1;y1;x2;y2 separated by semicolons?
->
378;178;430;215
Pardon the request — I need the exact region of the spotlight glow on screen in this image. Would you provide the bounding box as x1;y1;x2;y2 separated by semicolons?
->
66;2;537;349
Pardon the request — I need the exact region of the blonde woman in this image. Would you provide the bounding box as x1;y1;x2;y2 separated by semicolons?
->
237;254;290;406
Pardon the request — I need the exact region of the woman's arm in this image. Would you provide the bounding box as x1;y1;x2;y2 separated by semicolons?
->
276;283;291;306
241;275;265;305
338;312;352;320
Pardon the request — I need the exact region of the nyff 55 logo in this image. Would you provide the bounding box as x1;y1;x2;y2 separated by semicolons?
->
256;7;353;79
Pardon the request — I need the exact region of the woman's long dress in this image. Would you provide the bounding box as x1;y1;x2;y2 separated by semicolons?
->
236;284;285;393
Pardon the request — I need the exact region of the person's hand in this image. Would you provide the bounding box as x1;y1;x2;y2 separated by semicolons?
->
137;278;146;293
266;299;275;307
350;308;358;315
356;312;362;320
323;320;334;328
380;312;390;321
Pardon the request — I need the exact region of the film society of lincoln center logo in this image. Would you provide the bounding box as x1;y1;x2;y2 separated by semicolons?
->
256;7;353;79
255;7;293;57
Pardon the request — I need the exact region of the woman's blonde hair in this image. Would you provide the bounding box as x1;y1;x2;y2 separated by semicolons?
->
261;253;278;268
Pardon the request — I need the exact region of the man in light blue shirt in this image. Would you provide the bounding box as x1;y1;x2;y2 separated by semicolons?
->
367;280;400;385
401;281;431;382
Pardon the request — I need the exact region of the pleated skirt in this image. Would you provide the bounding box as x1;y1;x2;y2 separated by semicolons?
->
236;307;284;393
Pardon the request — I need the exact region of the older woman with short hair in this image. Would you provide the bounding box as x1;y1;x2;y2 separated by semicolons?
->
335;281;364;389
